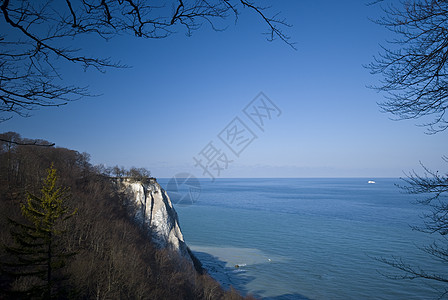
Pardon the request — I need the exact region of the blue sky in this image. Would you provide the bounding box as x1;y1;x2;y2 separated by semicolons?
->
2;1;446;178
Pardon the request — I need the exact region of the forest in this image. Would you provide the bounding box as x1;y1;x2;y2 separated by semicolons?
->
0;132;254;299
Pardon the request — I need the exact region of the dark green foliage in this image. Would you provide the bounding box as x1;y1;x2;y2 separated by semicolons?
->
0;132;252;300
1;165;76;299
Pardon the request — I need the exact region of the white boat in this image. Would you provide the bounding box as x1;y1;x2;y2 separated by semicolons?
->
368;180;376;184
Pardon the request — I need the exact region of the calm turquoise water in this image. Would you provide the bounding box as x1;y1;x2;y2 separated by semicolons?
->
159;178;447;300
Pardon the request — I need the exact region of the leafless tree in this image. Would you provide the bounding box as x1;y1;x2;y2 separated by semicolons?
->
376;158;448;296
112;165;126;178
0;0;293;122
368;0;448;134
0;132;252;299
403;160;448;236
127;166;151;182
368;1;448;294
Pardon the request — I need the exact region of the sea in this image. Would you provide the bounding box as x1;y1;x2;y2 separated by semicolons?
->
158;178;447;300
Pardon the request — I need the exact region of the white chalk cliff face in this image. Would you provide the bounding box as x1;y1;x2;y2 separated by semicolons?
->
117;178;191;261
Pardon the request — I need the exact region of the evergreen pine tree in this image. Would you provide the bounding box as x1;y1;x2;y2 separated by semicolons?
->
1;164;76;299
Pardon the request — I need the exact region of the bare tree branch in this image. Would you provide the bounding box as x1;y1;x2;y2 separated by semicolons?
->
0;138;54;147
240;0;295;49
368;0;448;134
377;158;448;296
0;0;294;123
399;159;448;235
0;132;54;147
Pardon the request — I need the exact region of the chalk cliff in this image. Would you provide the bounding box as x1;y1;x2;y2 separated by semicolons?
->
116;178;191;261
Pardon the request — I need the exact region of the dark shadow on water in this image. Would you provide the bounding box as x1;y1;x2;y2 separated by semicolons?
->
192;250;312;300
192;250;255;295
262;294;311;300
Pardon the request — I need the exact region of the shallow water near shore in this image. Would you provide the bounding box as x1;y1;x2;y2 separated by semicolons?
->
159;178;447;299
